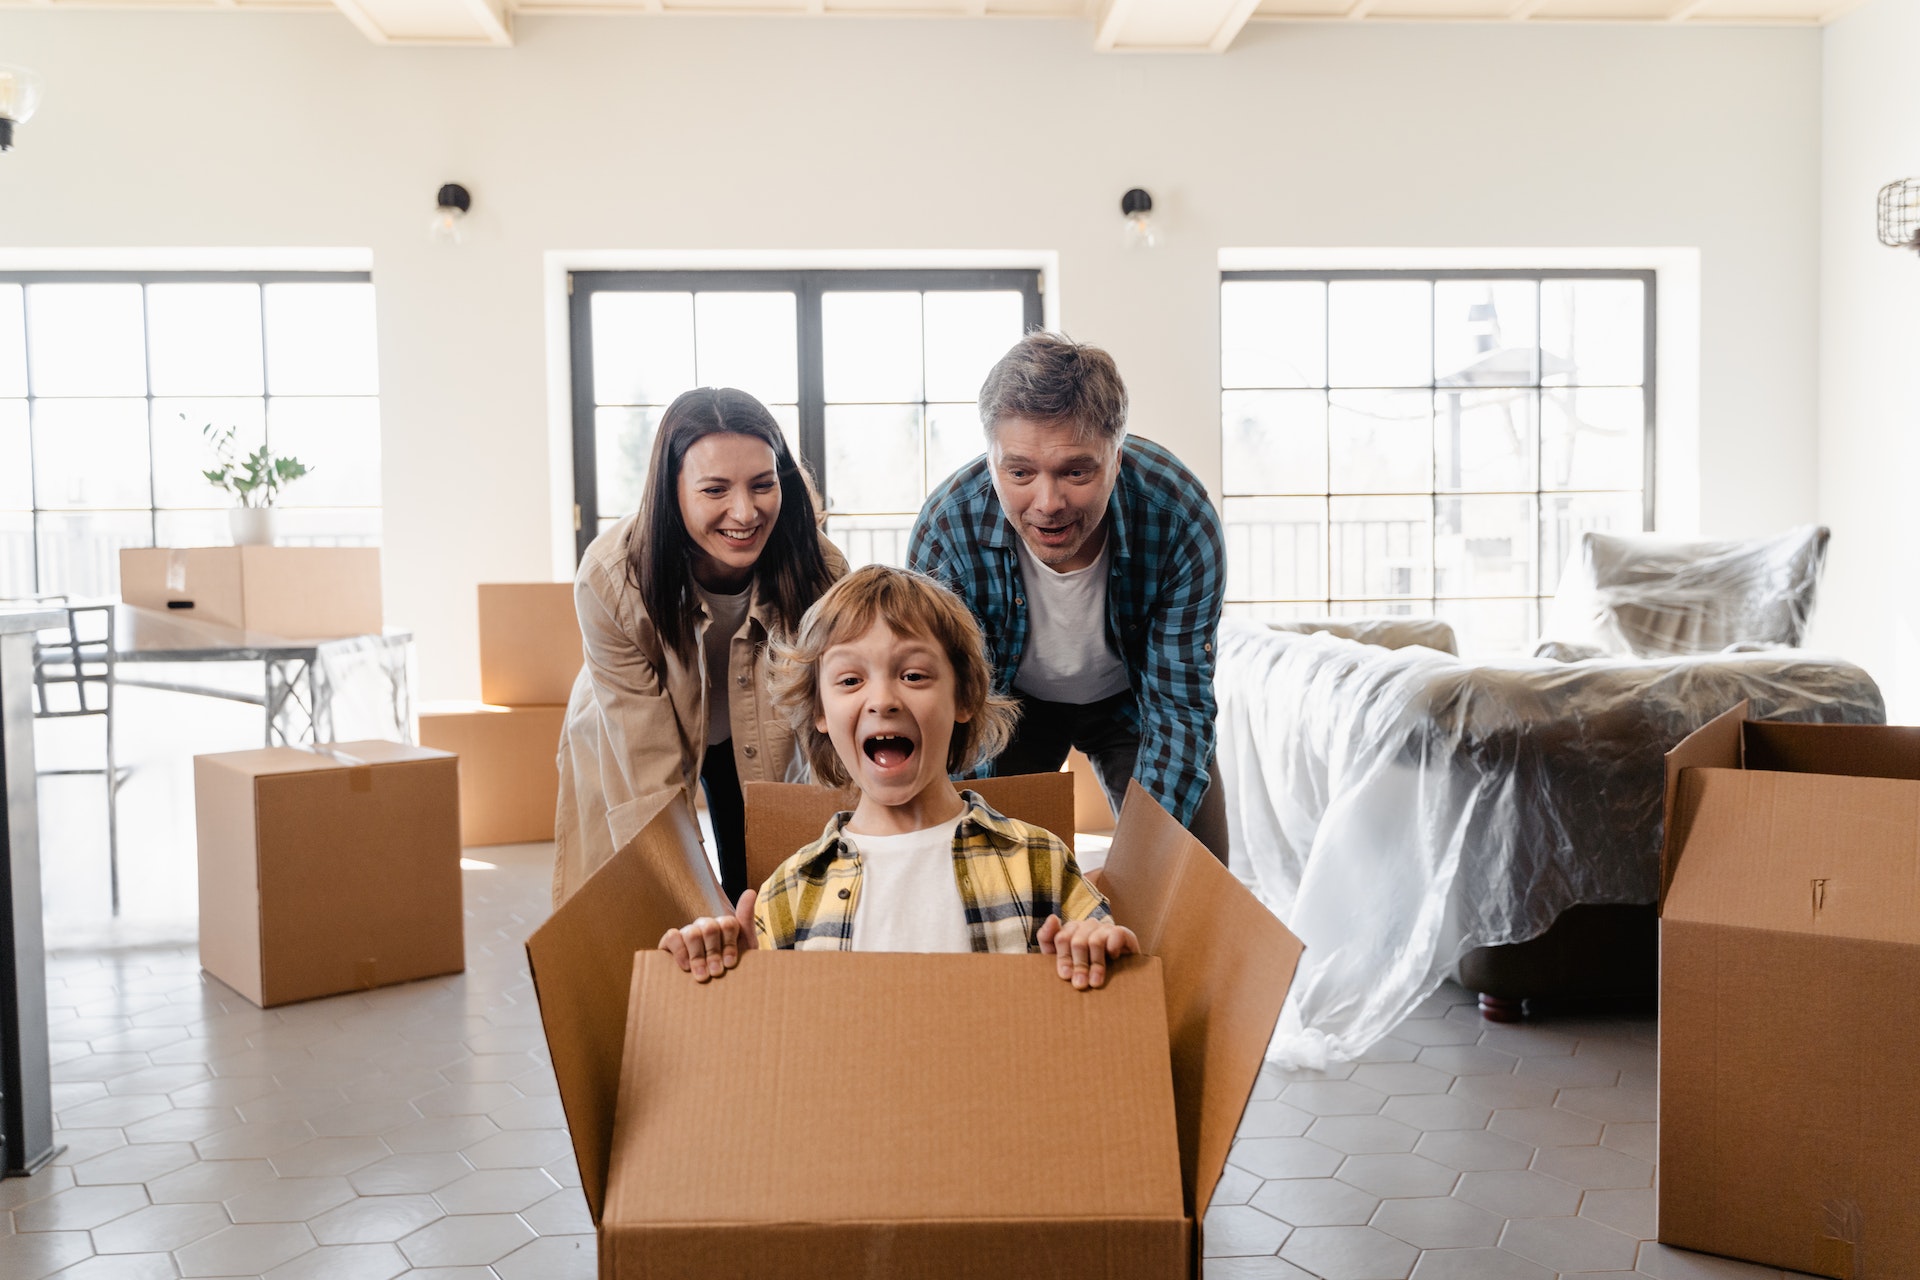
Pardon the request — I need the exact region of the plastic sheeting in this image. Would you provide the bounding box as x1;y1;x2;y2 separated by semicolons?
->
1540;525;1829;657
1215;618;1882;1069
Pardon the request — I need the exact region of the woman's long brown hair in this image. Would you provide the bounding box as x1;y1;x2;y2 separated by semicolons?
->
626;387;833;657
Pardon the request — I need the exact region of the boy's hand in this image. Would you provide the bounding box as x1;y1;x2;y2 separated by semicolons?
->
1037;915;1140;991
659;890;757;982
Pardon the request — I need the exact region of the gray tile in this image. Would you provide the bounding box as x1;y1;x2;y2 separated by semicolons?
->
1556;1084;1658;1124
1601;1120;1658;1162
173;1221;319;1277
1353;1036;1421;1064
1633;1241;1788;1277
1412;1044;1517;1077
459;1129;575;1170
1281;1081;1388;1117
1580;1185;1656;1238
238;1088;352;1125
1530;1142;1653;1191
261;1242;409;1280
69;1142;198;1186
1334;1152;1459;1198
309;1194;448;1245
1499;1213;1640;1271
1368;1194;1504;1249
306;1101;424;1138
1250;1177;1379;1227
225;1176;357;1224
1389;1019;1482;1048
383;1116;500;1154
1474;1025;1578;1058
396;1213;537;1267
519;1189;593;1236
1202;1205;1293;1257
1407;1247;1553;1279
1229;1138;1345;1180
45;1251;181;1279
413;1084;523;1118
1197;1259;1319;1280
1235;1100;1315;1138
1279;1224;1418;1280
193;1119;318;1161
91;1202;232;1253
0;1167;75;1211
1412;1129;1535;1173
0;1231;96;1280
1210;1163;1264;1207
12;1184;149;1232
1512;1053;1622;1088
492;1233;597;1280
270;1137;393;1178
1488;1106;1604;1148
1449;1073;1561;1111
1306;1114;1420;1155
1348;1063;1454;1096
122;1108;243;1146
432;1168;561;1215
57;1094;172;1128
346;1153;475;1195
1453;1169;1583;1218
1378;1093;1492;1132
147;1159;282;1204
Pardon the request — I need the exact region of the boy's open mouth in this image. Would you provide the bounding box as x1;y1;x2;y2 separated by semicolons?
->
863;734;915;768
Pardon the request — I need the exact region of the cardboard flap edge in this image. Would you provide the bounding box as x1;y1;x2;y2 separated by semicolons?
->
525;789;728;1224
1661;700;1748;910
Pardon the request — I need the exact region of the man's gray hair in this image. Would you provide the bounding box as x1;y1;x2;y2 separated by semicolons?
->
978;331;1129;444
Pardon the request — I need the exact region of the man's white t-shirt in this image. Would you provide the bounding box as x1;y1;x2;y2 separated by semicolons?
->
1012;534;1131;703
845;818;974;953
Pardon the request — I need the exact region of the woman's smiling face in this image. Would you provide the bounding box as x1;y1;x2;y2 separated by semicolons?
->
677;432;782;592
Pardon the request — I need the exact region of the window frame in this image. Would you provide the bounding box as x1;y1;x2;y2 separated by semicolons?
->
1218;266;1657;634
566;268;1044;564
0;268;377;598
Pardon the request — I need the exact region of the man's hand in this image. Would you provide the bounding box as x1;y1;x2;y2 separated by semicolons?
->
1037;915;1140;991
659;890;758;981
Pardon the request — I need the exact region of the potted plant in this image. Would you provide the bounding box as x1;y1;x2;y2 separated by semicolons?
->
197;416;314;547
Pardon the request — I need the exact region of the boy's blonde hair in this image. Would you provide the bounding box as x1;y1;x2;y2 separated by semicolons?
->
769;565;1020;788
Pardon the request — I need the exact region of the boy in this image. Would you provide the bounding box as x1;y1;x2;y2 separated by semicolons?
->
660;564;1138;990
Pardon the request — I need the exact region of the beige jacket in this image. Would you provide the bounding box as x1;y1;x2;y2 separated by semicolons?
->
552;513;845;905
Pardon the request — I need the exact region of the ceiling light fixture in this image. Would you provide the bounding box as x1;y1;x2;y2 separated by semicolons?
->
0;64;44;152
429;183;471;246
1121;188;1158;250
1876;179;1920;255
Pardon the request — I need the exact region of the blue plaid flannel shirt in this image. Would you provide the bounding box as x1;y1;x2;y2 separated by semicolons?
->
907;436;1225;827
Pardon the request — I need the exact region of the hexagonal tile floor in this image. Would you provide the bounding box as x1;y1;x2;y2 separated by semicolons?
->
11;838;1801;1279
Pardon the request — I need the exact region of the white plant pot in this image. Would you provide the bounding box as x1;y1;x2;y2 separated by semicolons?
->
229;507;278;547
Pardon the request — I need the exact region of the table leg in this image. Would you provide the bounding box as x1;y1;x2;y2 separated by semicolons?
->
0;630;61;1175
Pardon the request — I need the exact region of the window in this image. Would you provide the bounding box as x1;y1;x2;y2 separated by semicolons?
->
0;272;382;601
569;269;1042;565
1219;270;1654;655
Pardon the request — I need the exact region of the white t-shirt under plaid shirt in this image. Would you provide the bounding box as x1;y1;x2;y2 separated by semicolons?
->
843;819;973;953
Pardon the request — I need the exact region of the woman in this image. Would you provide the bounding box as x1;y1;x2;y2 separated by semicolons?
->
554;387;844;906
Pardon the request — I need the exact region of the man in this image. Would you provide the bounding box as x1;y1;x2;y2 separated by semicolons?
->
908;331;1229;861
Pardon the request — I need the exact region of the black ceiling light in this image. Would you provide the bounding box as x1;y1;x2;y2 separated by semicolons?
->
430;183;472;245
1121;188;1157;250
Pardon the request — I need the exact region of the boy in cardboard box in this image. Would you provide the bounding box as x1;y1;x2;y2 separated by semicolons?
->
660;564;1140;988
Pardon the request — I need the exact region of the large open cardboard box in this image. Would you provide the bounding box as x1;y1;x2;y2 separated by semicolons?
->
527;781;1302;1279
478;582;582;707
1660;702;1920;1278
120;546;383;639
194;740;463;1007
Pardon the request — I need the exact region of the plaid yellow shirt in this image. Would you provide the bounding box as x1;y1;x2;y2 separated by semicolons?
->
753;792;1110;953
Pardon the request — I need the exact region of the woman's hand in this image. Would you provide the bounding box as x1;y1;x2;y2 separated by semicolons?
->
659;890;758;981
1037;914;1140;991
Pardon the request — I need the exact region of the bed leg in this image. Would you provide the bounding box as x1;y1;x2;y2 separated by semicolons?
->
1477;994;1525;1022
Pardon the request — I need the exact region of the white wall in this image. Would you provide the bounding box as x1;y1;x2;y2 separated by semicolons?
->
1815;0;1920;717
0;12;1824;698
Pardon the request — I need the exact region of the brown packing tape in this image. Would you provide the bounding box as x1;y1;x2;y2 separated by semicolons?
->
524;790;728;1224
1098;781;1303;1219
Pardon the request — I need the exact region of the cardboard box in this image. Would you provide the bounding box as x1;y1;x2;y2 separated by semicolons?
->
1067;748;1116;835
194;740;464;1008
418;701;565;847
1659;702;1920;1278
527;782;1303;1279
741;770;1075;892
479;583;582;707
120;546;383;639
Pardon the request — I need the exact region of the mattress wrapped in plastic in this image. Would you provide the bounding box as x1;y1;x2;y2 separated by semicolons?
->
1215;618;1882;1068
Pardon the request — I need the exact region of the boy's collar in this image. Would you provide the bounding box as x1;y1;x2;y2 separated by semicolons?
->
811;789;1020;859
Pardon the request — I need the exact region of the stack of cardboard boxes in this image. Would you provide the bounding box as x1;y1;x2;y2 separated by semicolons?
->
419;584;582;848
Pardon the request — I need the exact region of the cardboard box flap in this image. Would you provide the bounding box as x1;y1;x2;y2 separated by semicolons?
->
1663;769;1920;945
192;741;450;780
1662;701;1748;907
525;790;728;1224
607;952;1186;1232
1097;781;1303;1218
743;772;1075;893
1742;720;1920;781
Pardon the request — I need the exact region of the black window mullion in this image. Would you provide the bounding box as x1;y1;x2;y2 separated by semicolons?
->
797;279;826;503
568;276;599;565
